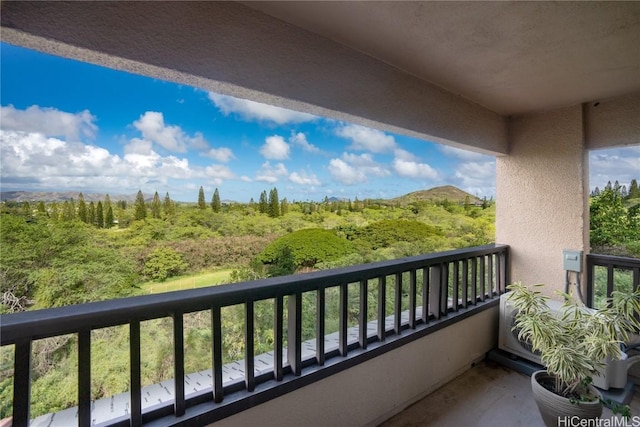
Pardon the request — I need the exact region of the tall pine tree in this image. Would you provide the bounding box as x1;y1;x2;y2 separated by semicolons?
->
163;192;175;216
77;193;88;223
88;201;96;225
134;190;147;220
629;179;640;199
258;191;268;214
104;194;112;225
268;187;280;217
151;191;162;218
96;201;104;228
197;186;206;209
211;188;221;213
105;205;114;228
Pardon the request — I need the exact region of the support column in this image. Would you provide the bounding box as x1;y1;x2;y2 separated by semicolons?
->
496;105;589;295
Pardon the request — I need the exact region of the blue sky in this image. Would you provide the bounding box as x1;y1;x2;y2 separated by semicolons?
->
1;43;638;203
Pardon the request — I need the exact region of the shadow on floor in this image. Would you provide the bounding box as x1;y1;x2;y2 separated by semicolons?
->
379;360;640;427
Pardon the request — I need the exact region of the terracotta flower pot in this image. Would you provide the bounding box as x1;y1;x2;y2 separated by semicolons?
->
531;370;603;427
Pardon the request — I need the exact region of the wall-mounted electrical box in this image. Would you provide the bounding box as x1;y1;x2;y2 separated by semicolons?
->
563;249;583;272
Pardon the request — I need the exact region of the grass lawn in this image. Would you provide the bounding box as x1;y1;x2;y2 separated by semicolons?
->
141;269;233;294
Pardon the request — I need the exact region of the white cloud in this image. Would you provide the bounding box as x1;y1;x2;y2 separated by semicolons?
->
260;135;290;160
208;92;317;125
392;158;439;180
440;145;491;161
0;104;97;141
453;160;496;197
133;111;192;153
289;132;320;153
589;146;640;190
336;124;396;153
328;158;364;185
328;153;390;185
203;164;236;185
256;161;288;183
204;147;235;163
289;171;321;186
125;138;153;155
0;129;235;195
393;148;418;162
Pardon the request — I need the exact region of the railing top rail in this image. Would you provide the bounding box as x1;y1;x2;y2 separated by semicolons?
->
0;244;507;345
587;253;640;269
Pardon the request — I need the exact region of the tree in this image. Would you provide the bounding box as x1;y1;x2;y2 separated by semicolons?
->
258;191;268;214
590;187;628;247
77;193;87;223
211;188;221;213
105;205;114;229
258;228;354;269
280;198;289;215
143;247;188;281
134;190;147;220
104;194;112;226
629;179;640;199
151;191;161;219
96;201;104;228
268;187;280;217
197;186;206;210
62;201;74;221
50;202;59;221
163;192;175;217
36;201;46;216
21;201;31;217
87;202;96;226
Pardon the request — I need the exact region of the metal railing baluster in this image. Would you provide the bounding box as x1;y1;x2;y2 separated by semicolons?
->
274;295;284;379
130;320;142;426
339;283;348;356
377;276;386;341
316;290;325;365
359;279;368;348
288;292;302;376
211;305;223;403
173;311;185;416
12;340;31;427
409;270;417;329
394;273;402;335
245;301;255;392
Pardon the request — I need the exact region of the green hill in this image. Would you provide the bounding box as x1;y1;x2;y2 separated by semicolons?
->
391;185;482;205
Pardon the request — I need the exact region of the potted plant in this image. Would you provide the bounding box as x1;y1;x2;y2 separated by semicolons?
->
507;281;640;427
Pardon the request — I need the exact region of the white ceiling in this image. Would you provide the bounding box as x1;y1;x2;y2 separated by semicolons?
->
245;1;640;116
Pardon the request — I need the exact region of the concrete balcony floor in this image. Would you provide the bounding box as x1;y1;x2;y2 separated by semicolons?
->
379;360;640;427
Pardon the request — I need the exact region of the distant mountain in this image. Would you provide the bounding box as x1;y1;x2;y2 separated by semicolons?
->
391;185;482;205
0;191;139;203
1;186;484;205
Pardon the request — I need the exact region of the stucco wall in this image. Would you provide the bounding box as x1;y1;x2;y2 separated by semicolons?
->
496;106;589;295
212;306;498;427
585;92;640;150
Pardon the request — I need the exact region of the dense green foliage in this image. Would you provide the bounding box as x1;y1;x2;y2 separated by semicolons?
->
0;186;496;418
258;228;355;268
350;219;443;250
590;180;640;257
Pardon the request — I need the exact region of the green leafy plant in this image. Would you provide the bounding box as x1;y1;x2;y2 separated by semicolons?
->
507;281;640;399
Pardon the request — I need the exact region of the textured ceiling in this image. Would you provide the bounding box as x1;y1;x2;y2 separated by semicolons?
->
245;1;640;115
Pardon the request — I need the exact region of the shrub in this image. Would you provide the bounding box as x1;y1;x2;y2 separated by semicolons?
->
351;219;443;250
258;228;354;268
143;247;188;281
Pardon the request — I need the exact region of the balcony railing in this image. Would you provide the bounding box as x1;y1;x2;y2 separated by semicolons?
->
586;253;640;308
1;244;509;427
